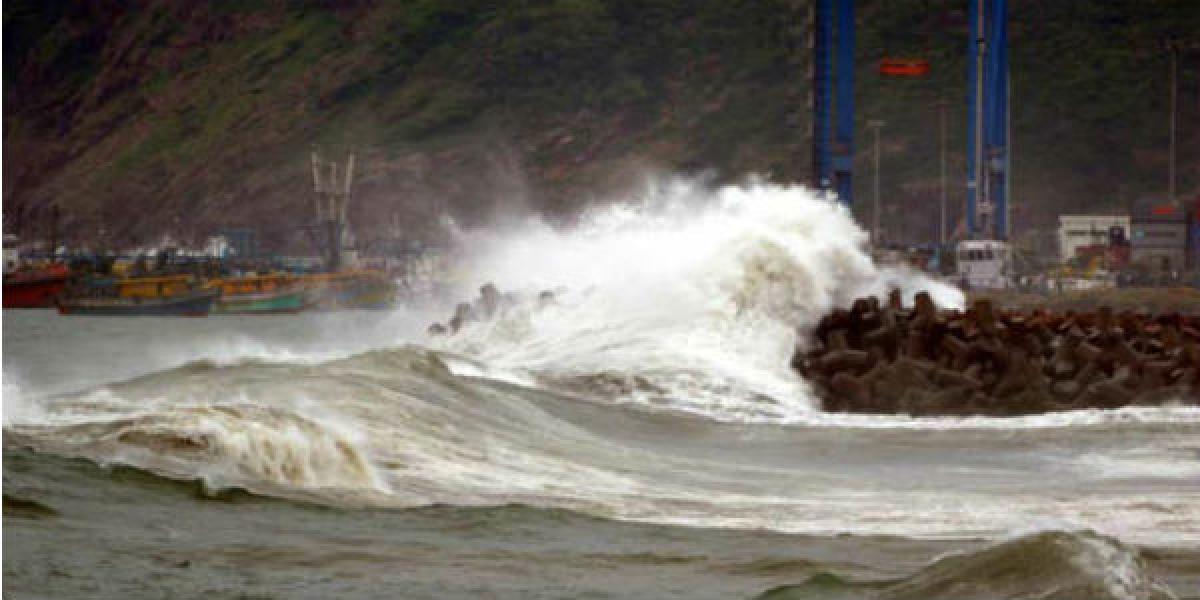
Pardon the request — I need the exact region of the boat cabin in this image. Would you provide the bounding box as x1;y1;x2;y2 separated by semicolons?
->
213;274;296;296
117;276;199;299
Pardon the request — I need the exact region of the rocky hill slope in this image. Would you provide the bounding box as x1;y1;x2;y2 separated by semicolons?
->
4;0;1198;252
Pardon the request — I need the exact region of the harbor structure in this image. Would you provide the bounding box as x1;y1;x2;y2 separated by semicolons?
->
1130;204;1189;272
1058;215;1131;263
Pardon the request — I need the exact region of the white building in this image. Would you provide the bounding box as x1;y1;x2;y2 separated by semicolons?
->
956;239;1012;289
1058;215;1130;262
4;234;19;272
204;235;231;258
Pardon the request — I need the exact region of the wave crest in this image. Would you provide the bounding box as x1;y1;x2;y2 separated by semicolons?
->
758;530;1177;600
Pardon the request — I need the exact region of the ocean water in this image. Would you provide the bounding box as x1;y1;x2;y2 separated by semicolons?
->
5;180;1199;599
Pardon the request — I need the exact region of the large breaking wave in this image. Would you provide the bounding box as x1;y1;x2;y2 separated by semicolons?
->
433;177;960;420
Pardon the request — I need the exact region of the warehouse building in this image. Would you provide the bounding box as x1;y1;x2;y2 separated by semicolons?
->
1057;215;1130;263
1130;204;1189;272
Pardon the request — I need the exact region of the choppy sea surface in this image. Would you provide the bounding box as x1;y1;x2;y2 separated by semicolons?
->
5;181;1199;599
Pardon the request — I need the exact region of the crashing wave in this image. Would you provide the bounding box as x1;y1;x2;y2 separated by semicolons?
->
429;177;961;421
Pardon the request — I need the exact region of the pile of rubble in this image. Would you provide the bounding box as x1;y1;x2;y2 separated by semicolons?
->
794;290;1199;416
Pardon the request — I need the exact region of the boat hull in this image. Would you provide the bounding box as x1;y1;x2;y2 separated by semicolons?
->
58;290;219;317
303;273;396;311
306;288;395;310
216;289;306;314
3;268;69;309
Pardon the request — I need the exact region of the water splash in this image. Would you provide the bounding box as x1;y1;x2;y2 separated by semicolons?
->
433;177;962;420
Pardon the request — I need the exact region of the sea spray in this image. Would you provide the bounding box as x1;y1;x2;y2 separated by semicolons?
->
433;177;962;420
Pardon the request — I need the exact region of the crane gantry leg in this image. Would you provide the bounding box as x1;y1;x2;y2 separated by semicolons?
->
811;0;854;208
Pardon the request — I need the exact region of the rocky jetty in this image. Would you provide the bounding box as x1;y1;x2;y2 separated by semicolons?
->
428;283;553;335
794;290;1200;416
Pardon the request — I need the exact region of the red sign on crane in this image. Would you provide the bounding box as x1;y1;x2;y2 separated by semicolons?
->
879;58;930;77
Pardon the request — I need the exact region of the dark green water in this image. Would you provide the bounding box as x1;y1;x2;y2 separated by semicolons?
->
6;448;1198;599
5;311;1199;599
2;448;951;599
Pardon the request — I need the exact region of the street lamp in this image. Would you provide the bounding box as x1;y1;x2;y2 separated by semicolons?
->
1165;39;1198;206
937;100;948;245
867;119;886;245
1169;39;1178;206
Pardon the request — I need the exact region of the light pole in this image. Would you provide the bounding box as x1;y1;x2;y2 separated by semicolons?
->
1168;40;1179;206
1165;40;1198;207
938;100;948;245
868;119;885;245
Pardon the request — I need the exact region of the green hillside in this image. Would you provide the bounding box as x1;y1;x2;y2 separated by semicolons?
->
4;0;1198;252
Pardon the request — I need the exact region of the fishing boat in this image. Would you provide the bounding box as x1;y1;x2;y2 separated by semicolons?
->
4;263;70;308
57;275;218;316
213;274;307;314
301;270;396;310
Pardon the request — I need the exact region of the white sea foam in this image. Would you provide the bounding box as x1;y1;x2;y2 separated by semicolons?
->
432;176;961;421
2;377;42;425
786;404;1200;430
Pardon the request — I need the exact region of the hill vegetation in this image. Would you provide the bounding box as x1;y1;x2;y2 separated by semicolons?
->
4;0;1198;253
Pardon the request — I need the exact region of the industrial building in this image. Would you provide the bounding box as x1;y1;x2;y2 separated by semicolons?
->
1058;215;1130;263
1130;205;1190;271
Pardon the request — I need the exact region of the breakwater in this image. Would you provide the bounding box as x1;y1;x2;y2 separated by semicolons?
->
795;291;1199;416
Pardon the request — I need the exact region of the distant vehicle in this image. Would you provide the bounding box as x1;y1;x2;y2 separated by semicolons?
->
955;239;1011;289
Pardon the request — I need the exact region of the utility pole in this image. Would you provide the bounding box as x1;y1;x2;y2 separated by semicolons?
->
1169;39;1178;206
938;100;948;245
868;119;885;245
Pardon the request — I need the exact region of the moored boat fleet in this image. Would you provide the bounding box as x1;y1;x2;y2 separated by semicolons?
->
4;148;423;316
6;267;397;316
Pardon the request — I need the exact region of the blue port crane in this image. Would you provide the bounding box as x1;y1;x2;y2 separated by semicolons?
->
811;0;855;207
812;0;1010;241
968;0;1010;240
